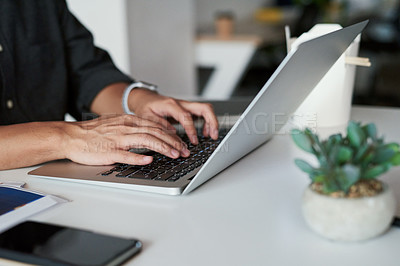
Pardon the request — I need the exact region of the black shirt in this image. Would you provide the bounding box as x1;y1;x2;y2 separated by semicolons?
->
0;0;133;125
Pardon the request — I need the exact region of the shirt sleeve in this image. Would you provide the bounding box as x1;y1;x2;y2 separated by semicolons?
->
59;1;134;119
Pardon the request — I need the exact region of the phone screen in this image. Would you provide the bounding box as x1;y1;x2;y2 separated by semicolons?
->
0;221;142;266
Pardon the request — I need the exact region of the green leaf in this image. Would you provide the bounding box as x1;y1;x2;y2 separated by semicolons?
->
363;164;390;179
329;133;343;142
336;146;353;164
316;154;328;168
305;129;323;155
390;152;400;166
292;121;400;194
294;159;314;174
361;151;375;168
325;134;342;150
372;145;396;164
321;139;330;153
322;171;341;194
291;129;314;153
337;164;361;193
347;121;365;148
309;170;326;183
376;137;385;145
353;142;369;163
386;142;400;152
313;175;325;183
328;144;340;166
362;123;377;140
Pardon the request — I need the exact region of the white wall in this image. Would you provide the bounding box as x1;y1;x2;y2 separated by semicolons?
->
66;0;196;97
66;0;130;74
127;0;196;97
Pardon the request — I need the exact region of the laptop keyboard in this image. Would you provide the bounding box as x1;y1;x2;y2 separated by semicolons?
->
100;132;226;182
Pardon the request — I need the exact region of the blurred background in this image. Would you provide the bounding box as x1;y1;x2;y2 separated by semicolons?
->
67;0;400;107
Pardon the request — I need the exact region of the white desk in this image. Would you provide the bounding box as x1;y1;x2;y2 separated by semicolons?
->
1;106;400;266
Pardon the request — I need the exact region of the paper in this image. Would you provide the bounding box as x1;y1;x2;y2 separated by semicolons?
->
284;24;361;137
0;183;68;233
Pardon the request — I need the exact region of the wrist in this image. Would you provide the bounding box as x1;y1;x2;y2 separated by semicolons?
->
123;81;157;114
56;121;80;161
25;121;69;162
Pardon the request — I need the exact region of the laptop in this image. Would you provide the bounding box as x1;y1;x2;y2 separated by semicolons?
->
29;21;368;195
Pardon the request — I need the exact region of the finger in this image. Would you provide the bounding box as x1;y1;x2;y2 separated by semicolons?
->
119;133;189;159
203;122;210;138
93;121;166;136
122;115;168;130
180;101;219;140
179;112;197;144
160;99;198;144
132;112;177;134
71;150;153;166
144;115;177;134
118;126;190;157
108;150;154;165
93;115;167;134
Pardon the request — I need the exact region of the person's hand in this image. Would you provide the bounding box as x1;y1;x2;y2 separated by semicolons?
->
63;115;190;166
128;89;219;144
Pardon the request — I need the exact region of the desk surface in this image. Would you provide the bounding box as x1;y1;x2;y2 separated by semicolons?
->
1;106;400;266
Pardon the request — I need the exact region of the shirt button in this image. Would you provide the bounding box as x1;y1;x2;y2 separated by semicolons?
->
0;44;3;52
6;99;14;109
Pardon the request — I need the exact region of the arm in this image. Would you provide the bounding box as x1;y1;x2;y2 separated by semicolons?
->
0;1;216;170
0;122;66;170
0;81;212;170
90;82;127;115
59;1;219;150
0;116;190;171
59;1;134;119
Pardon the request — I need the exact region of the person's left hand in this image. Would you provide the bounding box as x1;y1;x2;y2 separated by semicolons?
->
128;88;219;144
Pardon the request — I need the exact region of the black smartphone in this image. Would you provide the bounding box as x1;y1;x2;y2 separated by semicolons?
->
0;221;142;266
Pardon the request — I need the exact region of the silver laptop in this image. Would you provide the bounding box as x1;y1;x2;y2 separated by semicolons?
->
29;21;368;195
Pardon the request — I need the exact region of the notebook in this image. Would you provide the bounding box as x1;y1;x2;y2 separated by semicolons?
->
29;20;368;195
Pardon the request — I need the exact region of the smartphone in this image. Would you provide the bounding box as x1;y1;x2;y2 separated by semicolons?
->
0;221;142;266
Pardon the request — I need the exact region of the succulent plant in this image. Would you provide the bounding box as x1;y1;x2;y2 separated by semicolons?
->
291;121;400;195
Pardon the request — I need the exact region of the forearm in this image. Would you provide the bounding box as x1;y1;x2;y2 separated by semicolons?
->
90;82;157;115
0;122;67;170
0;117;190;170
90;82;128;115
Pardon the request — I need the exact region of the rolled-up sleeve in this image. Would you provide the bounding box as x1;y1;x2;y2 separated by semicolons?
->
60;1;133;119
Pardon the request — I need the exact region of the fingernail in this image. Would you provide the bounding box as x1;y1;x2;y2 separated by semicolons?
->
171;149;180;158
181;141;188;149
205;124;210;136
182;148;190;157
191;135;198;144
142;156;153;164
213;129;219;139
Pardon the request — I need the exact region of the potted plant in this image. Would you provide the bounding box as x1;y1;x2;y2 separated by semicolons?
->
291;121;400;241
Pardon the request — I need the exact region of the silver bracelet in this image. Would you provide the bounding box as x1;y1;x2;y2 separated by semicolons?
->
122;81;158;114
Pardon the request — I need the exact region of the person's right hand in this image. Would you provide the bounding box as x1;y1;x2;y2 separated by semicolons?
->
62;114;190;166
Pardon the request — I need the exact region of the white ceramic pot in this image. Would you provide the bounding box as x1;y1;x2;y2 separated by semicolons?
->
302;183;397;242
